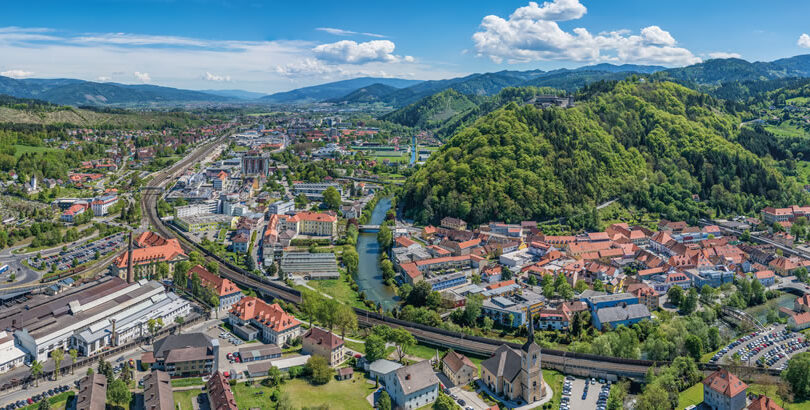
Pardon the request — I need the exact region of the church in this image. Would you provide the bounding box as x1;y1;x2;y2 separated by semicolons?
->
480;310;544;404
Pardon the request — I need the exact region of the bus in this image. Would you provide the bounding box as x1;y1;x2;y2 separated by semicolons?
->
0;265;8;275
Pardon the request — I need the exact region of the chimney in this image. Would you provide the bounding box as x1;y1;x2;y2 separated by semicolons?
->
127;232;134;284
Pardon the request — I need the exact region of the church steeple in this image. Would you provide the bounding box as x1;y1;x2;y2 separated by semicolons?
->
522;308;535;352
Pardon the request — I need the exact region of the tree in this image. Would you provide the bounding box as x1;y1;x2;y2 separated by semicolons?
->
364;334;387;362
37;399;50;410
574;280;589;293
461;294;483;327
69;349;78;375
205;261;219;274
377;390;392;410
301;290;323;327
30;360;42;387
407;280;433;307
379;257;394;283
294;194;309;209
606;380;629;410
433;391;457;410
667;285;683;307
173;260;190;289
264;366;283;387
323;186;341;210
377;225;393;251
684;334;703;362
51;348;64;381
305;356;333;385
344;247;360;275
156;262;169;279
707;327;721;351
636;383;670;410
783;352;810;400
107;379;131;409
389;328;416;362
335;304;358;339
426;291;442;309
98;358;114;381
593;279;605;292
679;288;698;315
277;392;295;410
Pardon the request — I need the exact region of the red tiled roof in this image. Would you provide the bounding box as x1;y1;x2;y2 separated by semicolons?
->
442;350;475;373
135;231;168;248
703;369;747;398
457;238;481;249
288;211;337;223
229;297;299;332
754;270;775;280
115;238;185;268
303;327;344;350
748;395;784;410
395;236;417;248
486;280;516;290
187;265;240;297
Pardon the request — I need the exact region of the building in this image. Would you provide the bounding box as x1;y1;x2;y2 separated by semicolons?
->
241;153;270;176
213;171;227;190
186;265;244;311
76;374;107;410
269;199;295;215
481;291;544;328
142;370;174;410
366;359;403;382
280;211;337;239
382;360;440;409
175;214;235;233
582;292;638;311
238;345;281;362
228;297;302;346
626;283;659;311
90;194;118;216
425;272;467;291
151;333;219;378
293;182;342;200
787;311;810;331
207;370;239;410
175;202;218;218
753;270;776;287
0;331;26;374
747;395;784;410
440;217;467;231
280;252;340;280
480;316;544;405
593;303;651;330
231;232;249;253
111;235;187;280
441;350;477;387
703;369;747;410
61;203;88;223
302;327;345;367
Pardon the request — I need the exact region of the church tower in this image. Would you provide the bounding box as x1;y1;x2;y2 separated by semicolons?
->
520;309;543;403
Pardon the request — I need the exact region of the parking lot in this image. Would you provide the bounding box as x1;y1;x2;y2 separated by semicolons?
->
560;376;610;410
711;326;810;371
28;232;125;271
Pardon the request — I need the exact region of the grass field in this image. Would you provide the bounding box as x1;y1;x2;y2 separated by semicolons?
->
12;144;60;159
19;391;75;410
232;382;278;410
303;277;366;309
173;390;201;410
283;373;376;409
543;369;565;409
678;382;704;409
748;384;810;409
765;121;810;138
795;161;810;185
171;377;204;387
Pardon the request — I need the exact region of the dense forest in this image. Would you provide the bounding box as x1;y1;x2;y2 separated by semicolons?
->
400;79;808;225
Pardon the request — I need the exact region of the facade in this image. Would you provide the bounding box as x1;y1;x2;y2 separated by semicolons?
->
111;235;187;280
383;360;439;410
481;291;544;328
269;200;295;215
480;317;544;406
293;182;343;200
186;265;243;311
0;331;25;374
238;345;281;362
440;217;467;231
61;203;88;223
442;350;477;387
152;333;219;378
143;370;174;410
231;233;249;253
626;283;660;311
754;270;776;287
207;371;239;410
241;154;270;176
175;214;234;233
703;369;747;410
228;297;302;346
280;211;337;239
76;374;107;410
90;195;118;216
175;202;218;218
302;327;345;367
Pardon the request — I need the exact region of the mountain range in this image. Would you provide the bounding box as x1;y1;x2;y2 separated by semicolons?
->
1;55;810;107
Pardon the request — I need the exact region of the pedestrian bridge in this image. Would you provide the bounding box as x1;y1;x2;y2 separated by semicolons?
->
358;225;380;233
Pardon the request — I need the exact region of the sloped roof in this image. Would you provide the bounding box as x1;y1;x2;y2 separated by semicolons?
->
442;350;476;374
703;369;747;398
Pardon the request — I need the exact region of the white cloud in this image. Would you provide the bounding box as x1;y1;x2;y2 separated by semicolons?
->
472;0;700;66
204;72;231;82
133;71;151;83
707;52;742;59
799;34;810;49
312;40;411;64
315;27;386;38
0;69;34;78
96;76;111;82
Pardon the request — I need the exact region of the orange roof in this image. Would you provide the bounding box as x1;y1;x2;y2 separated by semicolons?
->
414;255;471;267
486;280;516;290
423;225;437;235
395;236;417;248
229;297;299;332
703;369;747;398
792;312;810;325
188;265;240;297
115;237;185;268
427;245;451;256
748;395;784;410
457;238;481;249
135;231;168;248
754;270;775;279
587;232;610;241
400;262;421;280
288;211;337;223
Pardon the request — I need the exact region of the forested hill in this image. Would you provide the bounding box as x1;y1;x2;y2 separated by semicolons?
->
400;80;808;225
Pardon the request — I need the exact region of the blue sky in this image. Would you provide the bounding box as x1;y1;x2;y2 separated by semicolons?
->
1;0;809;93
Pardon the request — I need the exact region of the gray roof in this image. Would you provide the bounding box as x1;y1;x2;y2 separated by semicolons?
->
394;360;439;395
368;359;402;375
143;370;173;410
153;332;213;360
239;345;281;360
596;303;651;324
480;345;523;383
585;292;635;304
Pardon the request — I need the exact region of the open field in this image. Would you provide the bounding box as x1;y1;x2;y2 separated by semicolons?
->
232;382;277;410
283;373;376;410
172;390;201;410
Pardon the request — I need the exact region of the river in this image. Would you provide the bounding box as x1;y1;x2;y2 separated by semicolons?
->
355;197;399;310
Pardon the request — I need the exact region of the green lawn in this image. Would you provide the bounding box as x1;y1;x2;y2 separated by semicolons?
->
765;121;810;138
678;382;704;409
406;343;441;361
19;391;74;410
748;384;810;409
543;369;565;409
283;373;376;409
304;278;366;309
171;377;204;387
12;144;60;159
232;382;278;410
173;390;201;410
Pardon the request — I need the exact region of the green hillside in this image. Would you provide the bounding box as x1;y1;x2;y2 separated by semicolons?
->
400;80;807;225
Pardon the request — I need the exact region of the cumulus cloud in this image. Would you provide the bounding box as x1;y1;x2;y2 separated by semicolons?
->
0;69;34;78
799;34;810;49
312;40;414;64
472;0;700;66
316;27;386;38
133;71;151;83
204;72;231;82
708;52;742;59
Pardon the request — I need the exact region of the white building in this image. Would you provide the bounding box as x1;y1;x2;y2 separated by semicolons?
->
91;195;118;216
0;331;26;374
176;202;218;218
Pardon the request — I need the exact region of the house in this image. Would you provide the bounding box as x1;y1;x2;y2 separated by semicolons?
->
702;369;747;410
228;297;302;346
383;360;440;409
593;303;651;330
626;283;659;311
186;265;243;311
0;331;26;374
231;232;250;253
337;367;354;381
796;295;810;313
207;371;238;410
582;293;638;311
366;359;403;382
441;350;477;387
142;370;173;410
480;317;544;405
280;211;338;239
151;333;219;378
747;395;784;410
302;327;345;367
440;217;467;231
61;203;88;223
753;270;776;287
787;311;810;331
76;374;107;410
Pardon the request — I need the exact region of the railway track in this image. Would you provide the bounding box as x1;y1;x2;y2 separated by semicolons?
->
139;135;780;381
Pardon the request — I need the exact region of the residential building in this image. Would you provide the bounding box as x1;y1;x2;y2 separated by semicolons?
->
442;350;477;387
703;369;747;410
207;371;239;410
231;232;249;253
228;297;302;346
440;217;467;231
142;370;173;410
366;359;403;382
76;374;107;410
90;195;118;216
481;290;544;328
293;182;342;200
425;272;467;291
480;317;544;405
212;171;227;190
690;268;735;288
753;270;776;287
582;292;638;311
241;153;270;176
280;211;338;239
175;214;235;233
151;333;219;378
787;312;810;331
626;283;659;311
0;331;25;374
748;395;784;410
383;360;440;409
302;327;345;367
61;203;88;223
593;303;651;330
186;265;243;311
